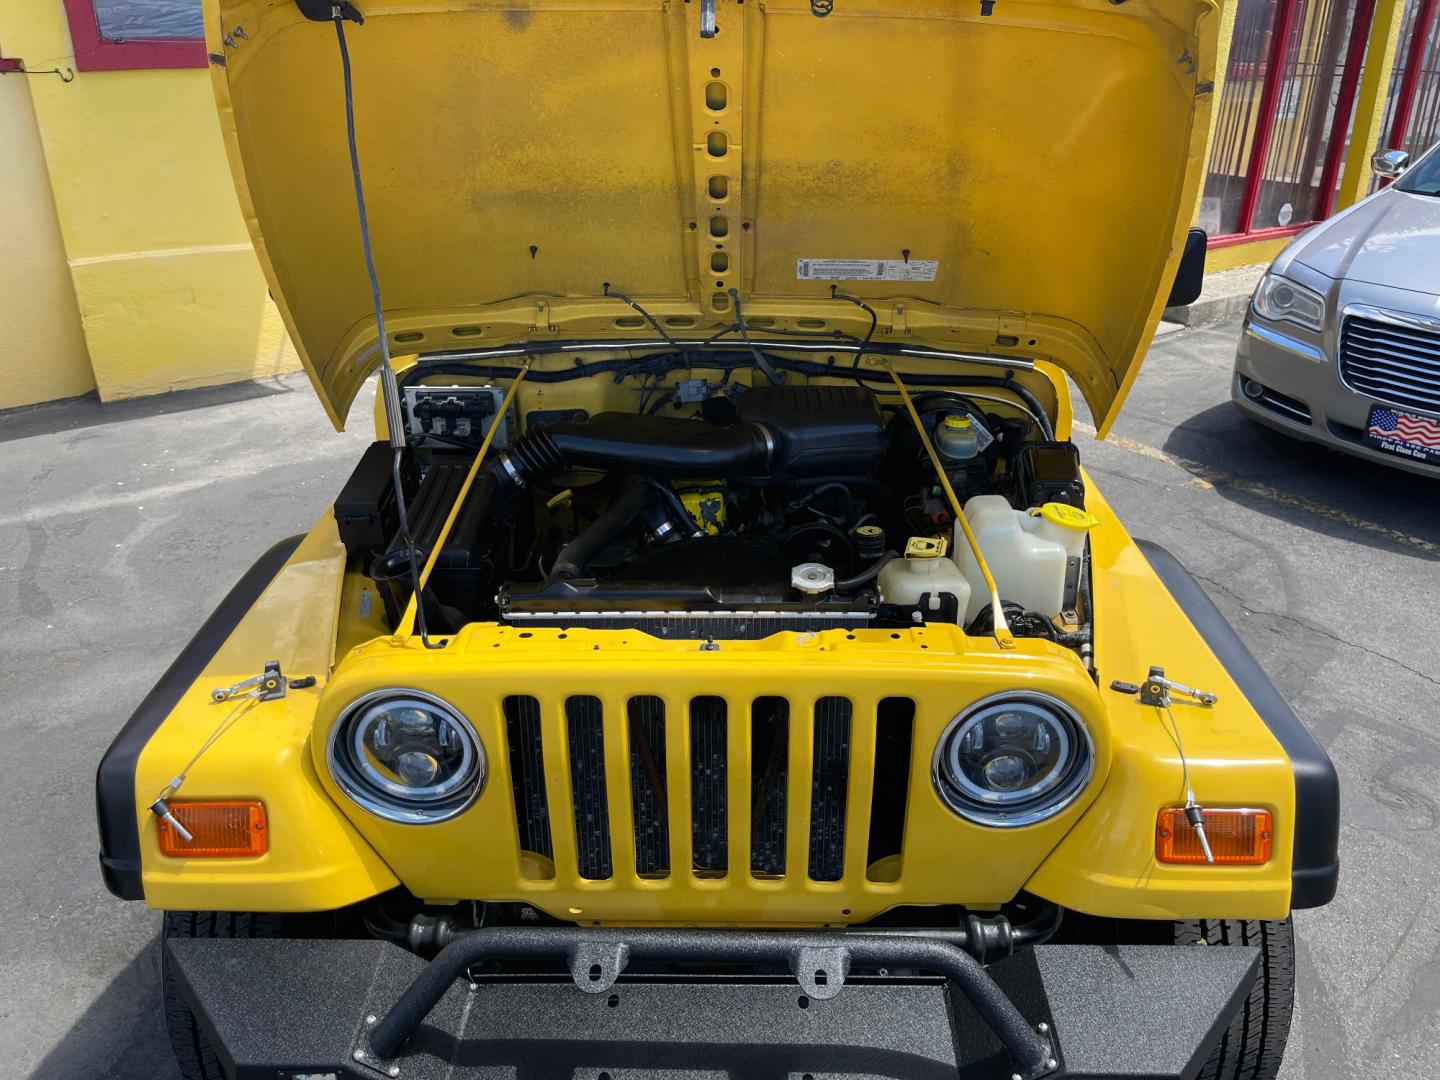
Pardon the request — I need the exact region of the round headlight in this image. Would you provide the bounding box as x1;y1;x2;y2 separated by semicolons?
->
933;692;1093;827
328;690;484;823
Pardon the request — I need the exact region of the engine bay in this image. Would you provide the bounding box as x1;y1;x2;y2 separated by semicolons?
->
336;366;1094;658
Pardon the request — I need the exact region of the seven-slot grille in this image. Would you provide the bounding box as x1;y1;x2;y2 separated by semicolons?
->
502;694;913;886
1340;315;1440;416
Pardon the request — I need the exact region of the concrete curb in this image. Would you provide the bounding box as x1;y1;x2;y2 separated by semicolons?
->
1164;264;1266;328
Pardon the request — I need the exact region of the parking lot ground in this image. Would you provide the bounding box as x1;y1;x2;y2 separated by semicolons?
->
2;315;1438;1078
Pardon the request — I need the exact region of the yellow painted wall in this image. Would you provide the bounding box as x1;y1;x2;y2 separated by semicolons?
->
1197;0;1240;210
0;1;298;404
0;71;94;410
1337;0;1408;207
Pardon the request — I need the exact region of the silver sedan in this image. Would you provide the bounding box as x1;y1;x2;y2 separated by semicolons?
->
1232;143;1440;476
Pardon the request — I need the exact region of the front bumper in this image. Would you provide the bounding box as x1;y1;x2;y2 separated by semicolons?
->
165;927;1259;1080
1233;317;1440;479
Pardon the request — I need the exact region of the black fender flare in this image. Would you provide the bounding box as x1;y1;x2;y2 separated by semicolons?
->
95;536;304;900
1137;539;1339;909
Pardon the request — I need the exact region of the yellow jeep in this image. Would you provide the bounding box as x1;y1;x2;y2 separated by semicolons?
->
97;1;1338;1077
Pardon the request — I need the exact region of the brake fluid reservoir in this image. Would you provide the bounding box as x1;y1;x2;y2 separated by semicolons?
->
935;413;981;462
954;497;1097;621
878;537;972;616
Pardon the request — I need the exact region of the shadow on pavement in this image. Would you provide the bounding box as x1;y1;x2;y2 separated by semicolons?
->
27;937;182;1080
1161;402;1440;558
0;375;301;447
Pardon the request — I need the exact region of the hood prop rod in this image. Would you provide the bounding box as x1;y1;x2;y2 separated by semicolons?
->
331;7;446;647
886;362;1014;649
399;363;529;642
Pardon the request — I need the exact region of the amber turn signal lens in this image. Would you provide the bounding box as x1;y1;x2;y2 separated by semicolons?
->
156;801;267;858
1156;807;1272;866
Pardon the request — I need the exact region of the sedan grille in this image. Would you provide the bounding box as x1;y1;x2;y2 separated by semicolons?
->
1340;315;1440;415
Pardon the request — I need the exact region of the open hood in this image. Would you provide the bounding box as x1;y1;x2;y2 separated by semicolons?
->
208;0;1217;432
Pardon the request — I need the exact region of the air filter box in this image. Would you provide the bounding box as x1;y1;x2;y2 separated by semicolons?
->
735;384;887;478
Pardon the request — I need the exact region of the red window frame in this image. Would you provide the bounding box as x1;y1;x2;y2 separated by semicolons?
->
63;0;207;71
1385;0;1440;153
1208;0;1377;246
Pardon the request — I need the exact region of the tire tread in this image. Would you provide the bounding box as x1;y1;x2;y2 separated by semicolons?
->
161;911;289;1080
1174;917;1294;1080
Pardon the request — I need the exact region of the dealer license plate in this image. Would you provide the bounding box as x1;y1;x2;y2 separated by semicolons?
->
1366;405;1440;466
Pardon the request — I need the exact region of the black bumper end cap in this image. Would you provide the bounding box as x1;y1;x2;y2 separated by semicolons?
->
98;854;142;901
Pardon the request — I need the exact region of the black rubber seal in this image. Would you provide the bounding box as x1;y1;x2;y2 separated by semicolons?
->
1137;539;1339;909
95;536;304;900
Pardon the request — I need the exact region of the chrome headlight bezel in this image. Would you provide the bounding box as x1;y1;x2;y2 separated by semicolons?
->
931;691;1094;828
1252;272;1327;333
327;688;485;824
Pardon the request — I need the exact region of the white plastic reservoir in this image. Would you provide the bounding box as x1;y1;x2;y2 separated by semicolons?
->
878;551;972;616
954;496;1096;622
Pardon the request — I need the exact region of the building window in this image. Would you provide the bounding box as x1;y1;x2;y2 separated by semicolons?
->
94;1;204;39
64;0;206;72
1201;0;1377;242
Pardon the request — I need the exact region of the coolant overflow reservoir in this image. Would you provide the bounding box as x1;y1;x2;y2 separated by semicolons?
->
878;537;972;616
954;497;1097;622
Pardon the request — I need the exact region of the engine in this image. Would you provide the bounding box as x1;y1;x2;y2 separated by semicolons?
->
336;380;1091;647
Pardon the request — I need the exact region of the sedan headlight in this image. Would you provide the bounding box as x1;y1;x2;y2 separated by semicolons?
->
1252;273;1326;333
932;692;1093;827
329;690;484;823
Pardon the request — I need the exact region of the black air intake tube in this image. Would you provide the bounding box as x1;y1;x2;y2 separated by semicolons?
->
501;413;776;484
497;387;888;489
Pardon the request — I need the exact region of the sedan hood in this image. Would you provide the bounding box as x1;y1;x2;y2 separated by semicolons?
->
208;0;1217;431
1292;189;1440;295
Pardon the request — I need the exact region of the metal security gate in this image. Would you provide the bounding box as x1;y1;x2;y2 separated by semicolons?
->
1377;0;1440;170
1202;0;1377;243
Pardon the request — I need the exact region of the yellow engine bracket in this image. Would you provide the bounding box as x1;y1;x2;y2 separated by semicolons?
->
398;362;531;640
885;362;1014;649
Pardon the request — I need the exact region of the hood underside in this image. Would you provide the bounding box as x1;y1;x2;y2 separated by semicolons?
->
209;0;1216;431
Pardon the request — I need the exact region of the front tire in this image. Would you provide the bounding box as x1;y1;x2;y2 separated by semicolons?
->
161;911;289;1080
1175;917;1295;1080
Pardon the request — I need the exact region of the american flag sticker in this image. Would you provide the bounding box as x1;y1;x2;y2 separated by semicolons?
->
1367;406;1440;463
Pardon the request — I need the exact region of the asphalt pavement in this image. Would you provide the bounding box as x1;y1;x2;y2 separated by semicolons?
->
2;315;1438;1078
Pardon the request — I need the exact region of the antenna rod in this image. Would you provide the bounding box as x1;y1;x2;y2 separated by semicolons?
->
332;8;439;646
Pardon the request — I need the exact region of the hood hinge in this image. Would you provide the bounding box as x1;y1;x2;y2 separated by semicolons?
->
529;300;557;334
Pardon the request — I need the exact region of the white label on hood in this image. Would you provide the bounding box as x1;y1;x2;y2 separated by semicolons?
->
797;258;938;282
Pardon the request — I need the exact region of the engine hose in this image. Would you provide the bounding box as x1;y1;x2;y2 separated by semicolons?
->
634;475;704;536
501;413;776;484
549;481;655;580
791;481;855;524
834;551;896;592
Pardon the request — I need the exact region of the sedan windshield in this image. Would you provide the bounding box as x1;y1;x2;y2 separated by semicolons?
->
1396;145;1440;196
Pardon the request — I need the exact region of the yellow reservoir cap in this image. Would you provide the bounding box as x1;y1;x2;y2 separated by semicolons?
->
1031;502;1098;532
942;414;974;429
905;535;949;558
